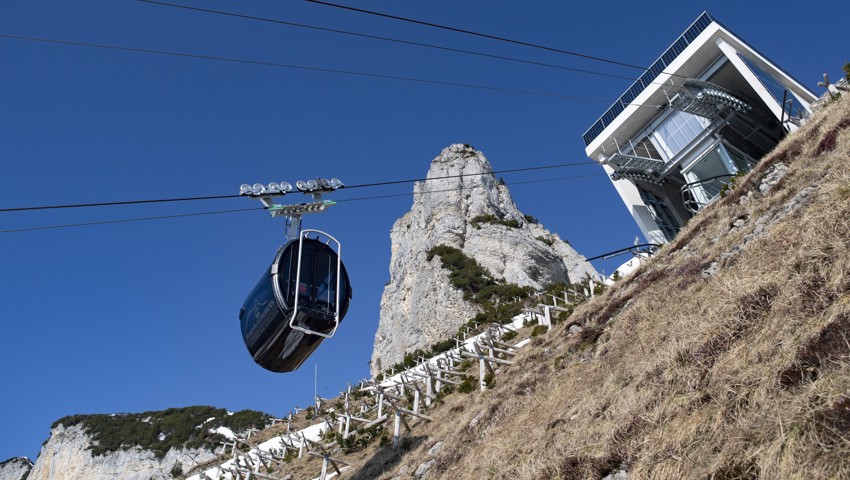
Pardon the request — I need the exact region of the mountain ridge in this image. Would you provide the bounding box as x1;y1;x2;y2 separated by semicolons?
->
371;143;597;376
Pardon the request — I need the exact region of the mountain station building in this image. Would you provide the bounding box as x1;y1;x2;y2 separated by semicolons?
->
583;12;817;244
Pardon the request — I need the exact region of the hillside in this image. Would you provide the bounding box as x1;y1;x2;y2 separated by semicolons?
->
18;407;269;480
343;90;850;479
0;458;31;480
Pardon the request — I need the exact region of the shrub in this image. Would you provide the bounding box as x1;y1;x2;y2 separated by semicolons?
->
427;245;494;301
51;406;270;459
435;385;455;402
332;425;386;454
536;236;554;246
457;360;473;372
531;325;549;337
219;410;269;432
384;347;431;377
551;307;574;325
430;338;457;355
427;244;533;308
523;214;539;224
501;331;518;341
170;463;183;478
383;245;533;379
554;355;566;369
719;170;747;198
483;372;496;388
457;376;477;394
470;214;520;229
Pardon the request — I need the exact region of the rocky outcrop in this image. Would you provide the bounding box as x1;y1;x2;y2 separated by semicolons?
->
0;457;32;480
27;424;217;480
371;144;597;375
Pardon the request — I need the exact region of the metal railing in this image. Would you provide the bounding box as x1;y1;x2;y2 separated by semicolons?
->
681;174;734;213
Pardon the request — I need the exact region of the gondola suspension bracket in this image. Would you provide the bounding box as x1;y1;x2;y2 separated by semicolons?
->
239;178;343;224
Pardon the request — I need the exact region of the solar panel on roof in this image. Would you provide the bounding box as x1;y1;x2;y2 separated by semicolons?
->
582;12;716;146
649;62;665;77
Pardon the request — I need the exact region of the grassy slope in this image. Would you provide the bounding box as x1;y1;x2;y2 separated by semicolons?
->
352;95;850;480
231;95;850;480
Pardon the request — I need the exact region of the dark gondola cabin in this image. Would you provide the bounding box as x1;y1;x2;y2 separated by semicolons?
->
239;237;352;372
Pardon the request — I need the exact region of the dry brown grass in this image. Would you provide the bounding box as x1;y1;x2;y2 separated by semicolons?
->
235;95;850;479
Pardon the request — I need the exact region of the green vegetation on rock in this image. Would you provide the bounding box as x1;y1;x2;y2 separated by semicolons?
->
426;245;533;306
382;245;537;377
52;406;270;459
535;235;554;246
470;213;520;229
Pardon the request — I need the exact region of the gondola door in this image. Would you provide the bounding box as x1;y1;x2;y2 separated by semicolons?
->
287;229;343;338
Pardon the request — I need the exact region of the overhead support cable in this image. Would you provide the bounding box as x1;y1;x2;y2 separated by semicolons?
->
0;173;606;234
0;208;260;234
0;194;242;213
135;0;637;81
0;161;598;213
0;33;611;104
303;0;648;71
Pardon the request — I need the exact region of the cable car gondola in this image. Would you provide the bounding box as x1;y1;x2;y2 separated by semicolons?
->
239;230;352;372
237;179;351;373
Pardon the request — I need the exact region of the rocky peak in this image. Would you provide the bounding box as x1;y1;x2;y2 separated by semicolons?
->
371;144;597;376
25;424;217;480
22;407;269;480
0;457;32;480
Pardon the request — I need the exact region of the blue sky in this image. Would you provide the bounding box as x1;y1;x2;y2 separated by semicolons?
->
0;0;843;461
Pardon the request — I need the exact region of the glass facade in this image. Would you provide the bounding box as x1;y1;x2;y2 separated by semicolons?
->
739;54;809;120
683;146;733;204
652;110;709;158
681;143;752;207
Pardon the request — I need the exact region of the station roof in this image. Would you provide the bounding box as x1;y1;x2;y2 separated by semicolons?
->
582;12;816;159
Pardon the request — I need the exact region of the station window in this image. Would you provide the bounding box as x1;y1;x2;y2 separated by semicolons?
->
652;110;710;158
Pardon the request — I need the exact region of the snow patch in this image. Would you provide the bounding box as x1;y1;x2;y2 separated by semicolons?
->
211;426;236;440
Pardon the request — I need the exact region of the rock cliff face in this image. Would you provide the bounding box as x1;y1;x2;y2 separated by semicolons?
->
371;144;597;375
26;424;217;480
0;457;32;480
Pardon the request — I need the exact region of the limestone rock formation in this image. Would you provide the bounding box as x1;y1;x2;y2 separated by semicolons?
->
371;144;598;375
26;424;217;480
0;457;32;480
